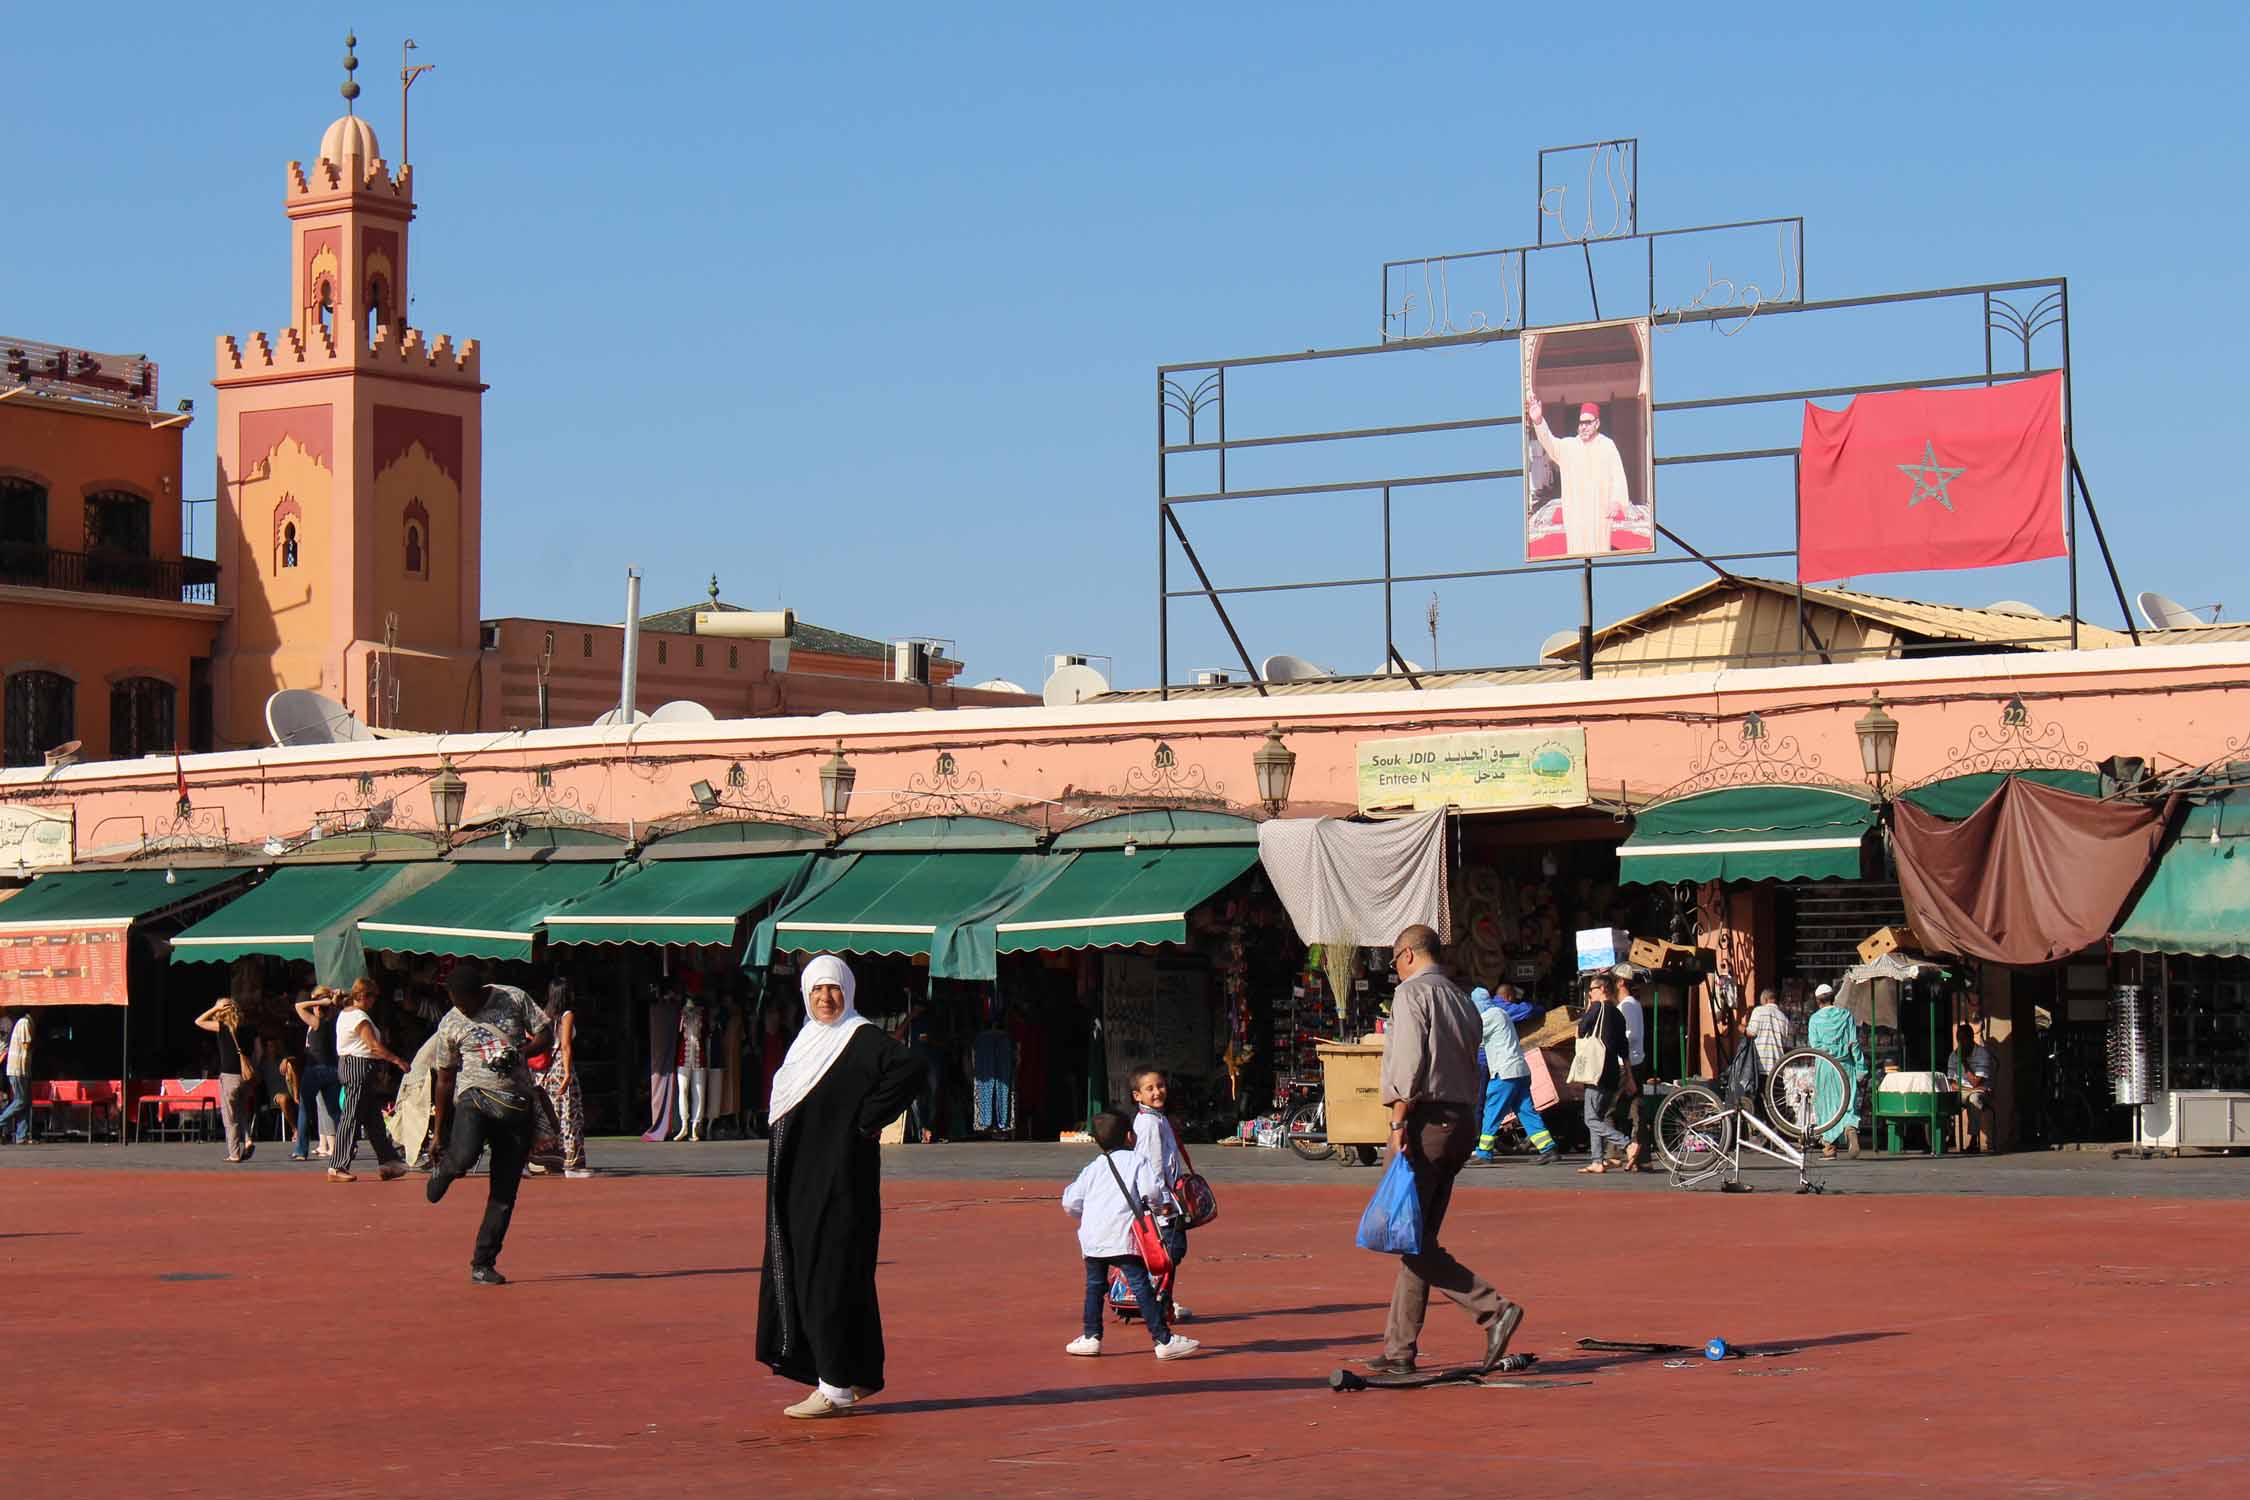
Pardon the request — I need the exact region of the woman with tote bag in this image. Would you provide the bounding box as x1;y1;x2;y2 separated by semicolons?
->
1572;974;1632;1174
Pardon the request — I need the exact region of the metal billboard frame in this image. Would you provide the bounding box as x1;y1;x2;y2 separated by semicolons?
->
1154;140;2133;699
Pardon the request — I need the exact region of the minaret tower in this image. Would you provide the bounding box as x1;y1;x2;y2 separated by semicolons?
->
210;33;486;745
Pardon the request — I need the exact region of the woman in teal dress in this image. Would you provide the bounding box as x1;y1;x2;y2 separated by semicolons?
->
1805;984;1866;1158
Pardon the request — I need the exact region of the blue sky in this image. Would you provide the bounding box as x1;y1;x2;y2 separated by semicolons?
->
8;3;2243;692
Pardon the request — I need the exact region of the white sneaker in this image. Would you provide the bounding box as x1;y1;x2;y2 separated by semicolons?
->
564;1168;594;1179
1065;1335;1102;1356
1153;1336;1201;1361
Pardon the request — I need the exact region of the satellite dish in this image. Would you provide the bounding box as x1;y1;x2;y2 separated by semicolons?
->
1042;661;1111;707
591;707;650;727
2137;590;2213;629
1260;654;1334;683
1381;656;1426;676
266;689;376;747
817;710;848;718
1540;629;1580;660
1983;600;2049;618
969;678;1028;694
648;700;717;723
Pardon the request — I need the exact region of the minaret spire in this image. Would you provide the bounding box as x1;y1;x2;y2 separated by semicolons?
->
341;31;361;113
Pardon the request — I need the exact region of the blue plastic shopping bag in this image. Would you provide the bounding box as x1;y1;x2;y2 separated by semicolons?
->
1354;1148;1422;1254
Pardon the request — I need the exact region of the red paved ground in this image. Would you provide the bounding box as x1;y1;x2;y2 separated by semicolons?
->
8;1168;2248;1497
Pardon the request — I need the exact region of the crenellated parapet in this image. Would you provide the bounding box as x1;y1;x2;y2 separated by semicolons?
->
216;314;479;386
286;156;414;209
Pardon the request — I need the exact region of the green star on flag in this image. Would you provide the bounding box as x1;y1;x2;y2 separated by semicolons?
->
1897;440;1964;512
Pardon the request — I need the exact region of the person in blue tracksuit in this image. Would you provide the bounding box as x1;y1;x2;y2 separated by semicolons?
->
1471;985;1556;1164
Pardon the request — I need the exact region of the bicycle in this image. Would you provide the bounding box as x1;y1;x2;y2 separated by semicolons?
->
1651;1046;1853;1192
1275;1074;1333;1162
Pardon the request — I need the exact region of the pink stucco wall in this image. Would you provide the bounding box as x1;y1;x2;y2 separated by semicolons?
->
6;642;2246;861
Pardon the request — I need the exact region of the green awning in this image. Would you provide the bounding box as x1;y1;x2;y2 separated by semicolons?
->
542;854;808;947
994;845;1260;953
0;867;247;928
170;862;445;980
1618;786;1877;885
1900;769;2099;821
358;861;624;960
2116;798;2250;957
766;850;1041;975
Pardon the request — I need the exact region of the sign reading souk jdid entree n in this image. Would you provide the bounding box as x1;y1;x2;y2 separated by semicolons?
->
1356;728;1589;815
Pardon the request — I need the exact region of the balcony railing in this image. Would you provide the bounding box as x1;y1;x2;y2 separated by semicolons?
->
0;542;218;605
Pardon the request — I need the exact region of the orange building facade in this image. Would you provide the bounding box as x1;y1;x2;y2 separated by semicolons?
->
0;350;224;767
211;111;485;747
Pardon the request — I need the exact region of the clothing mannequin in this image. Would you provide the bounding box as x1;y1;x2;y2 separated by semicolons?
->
672;991;710;1141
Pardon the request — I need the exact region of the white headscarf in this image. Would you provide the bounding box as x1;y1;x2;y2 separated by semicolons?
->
765;954;872;1124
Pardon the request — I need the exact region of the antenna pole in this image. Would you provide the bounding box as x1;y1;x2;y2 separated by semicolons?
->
400;38;435;168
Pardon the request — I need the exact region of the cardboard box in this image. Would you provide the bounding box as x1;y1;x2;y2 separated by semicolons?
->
1628;936;1670;970
1625;937;1718;974
1857;925;1921;964
1575;927;1631;972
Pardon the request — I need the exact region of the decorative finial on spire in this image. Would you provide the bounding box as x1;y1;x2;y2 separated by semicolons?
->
708;574;722;606
341;31;361;111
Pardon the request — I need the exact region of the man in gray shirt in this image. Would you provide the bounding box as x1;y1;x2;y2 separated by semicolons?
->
1368;925;1528;1375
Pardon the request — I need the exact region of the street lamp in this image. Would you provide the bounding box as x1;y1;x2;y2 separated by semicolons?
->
1854;692;1899;796
818;741;856;825
1252;724;1297;814
429;759;467;833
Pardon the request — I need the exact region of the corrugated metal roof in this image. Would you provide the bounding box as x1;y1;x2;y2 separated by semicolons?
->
1103;576;2148;702
1543;577;2130;662
1096;665;1580;703
2141;621;2250;645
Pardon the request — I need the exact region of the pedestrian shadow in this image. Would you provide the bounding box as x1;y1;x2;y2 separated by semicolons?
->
868;1377;1315;1416
537;1265;763;1283
0;1231;79;1241
1542;1328;1904;1375
1192;1301;1385;1325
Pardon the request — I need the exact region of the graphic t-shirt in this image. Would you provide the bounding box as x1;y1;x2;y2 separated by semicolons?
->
431;985;549;1112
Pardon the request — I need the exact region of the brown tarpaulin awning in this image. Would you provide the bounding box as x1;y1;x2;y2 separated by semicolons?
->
1891;776;2173;966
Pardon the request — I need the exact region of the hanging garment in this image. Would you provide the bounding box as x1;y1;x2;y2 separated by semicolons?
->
972;1028;1015;1134
643;993;683;1142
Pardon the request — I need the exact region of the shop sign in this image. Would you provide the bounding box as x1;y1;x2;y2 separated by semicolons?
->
1356;728;1589;815
0;923;132;1006
0;803;74;870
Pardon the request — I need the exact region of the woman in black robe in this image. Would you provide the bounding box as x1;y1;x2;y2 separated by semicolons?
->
756;954;924;1419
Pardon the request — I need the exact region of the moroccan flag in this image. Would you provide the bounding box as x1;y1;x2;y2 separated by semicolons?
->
1797;371;2065;583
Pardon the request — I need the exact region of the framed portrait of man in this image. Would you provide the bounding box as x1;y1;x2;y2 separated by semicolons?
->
1521;317;1655;561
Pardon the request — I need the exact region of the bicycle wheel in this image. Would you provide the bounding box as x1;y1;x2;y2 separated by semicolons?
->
1765;1047;1851;1141
1286;1099;1334;1161
1654;1083;1734;1175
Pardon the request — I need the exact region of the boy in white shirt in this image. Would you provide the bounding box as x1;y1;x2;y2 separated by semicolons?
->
1060;1110;1200;1361
1129;1065;1193;1322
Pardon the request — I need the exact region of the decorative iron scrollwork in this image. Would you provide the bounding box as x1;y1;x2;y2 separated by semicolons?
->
308;770;417;835
1104;743;1228;805
885;754;1009;818
147;805;230;851
493;777;598;825
1899;696;2092;790
1646;715;1856;804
